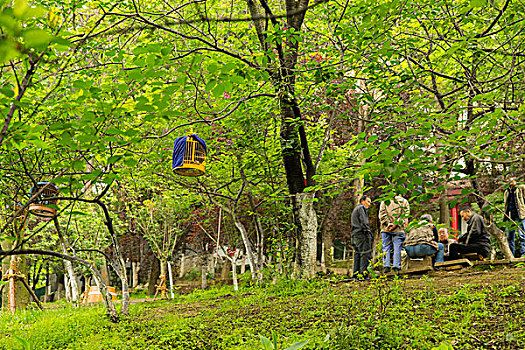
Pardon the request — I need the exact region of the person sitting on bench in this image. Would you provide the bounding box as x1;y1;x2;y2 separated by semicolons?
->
404;214;445;265
448;207;491;260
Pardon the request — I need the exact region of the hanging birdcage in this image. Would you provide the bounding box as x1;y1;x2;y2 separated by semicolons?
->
172;133;207;177
28;182;59;218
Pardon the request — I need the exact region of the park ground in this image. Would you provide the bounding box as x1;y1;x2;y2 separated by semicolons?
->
0;265;524;350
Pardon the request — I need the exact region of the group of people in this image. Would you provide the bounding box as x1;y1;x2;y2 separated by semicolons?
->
350;176;525;280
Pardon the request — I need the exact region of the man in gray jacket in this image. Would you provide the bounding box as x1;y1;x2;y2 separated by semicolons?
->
504;176;525;257
351;195;373;280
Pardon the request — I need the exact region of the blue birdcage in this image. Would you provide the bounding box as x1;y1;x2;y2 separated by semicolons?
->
172;133;207;177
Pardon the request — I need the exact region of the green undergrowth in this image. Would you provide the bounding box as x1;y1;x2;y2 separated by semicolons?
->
0;269;524;349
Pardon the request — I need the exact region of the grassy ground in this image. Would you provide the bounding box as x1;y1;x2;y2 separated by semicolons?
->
0;266;524;350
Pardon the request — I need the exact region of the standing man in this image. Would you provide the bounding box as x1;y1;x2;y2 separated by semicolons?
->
504;176;525;258
448;207;491;260
351;195;373;280
379;194;410;273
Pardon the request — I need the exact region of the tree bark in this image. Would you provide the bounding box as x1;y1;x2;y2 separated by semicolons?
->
200;254;208;290
54;218;79;302
131;261;141;288
293;192;318;279
232;215;257;279
159;259;167;298
147;256;160;296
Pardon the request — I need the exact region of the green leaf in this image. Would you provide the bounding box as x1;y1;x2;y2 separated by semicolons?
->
14;335;31;350
0;87;14;98
68;210;88;216
221;62;236;73
258;335;274;350
284;340;310;350
213;83;226;98
22;28;52;49
207;63;218;73
72;160;85;171
124;158;138;167
13;0;28;18
128;69;143;81
379;141;390;150
107;156;122;164
205;80;216;92
470;0;486;7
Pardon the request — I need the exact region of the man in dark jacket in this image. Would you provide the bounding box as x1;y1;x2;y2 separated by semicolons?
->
351;195;373;280
448;207;491;260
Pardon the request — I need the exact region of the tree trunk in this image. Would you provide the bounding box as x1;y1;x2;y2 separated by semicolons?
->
1;251;29;311
53;218;80;302
439;191;450;226
486;221;514;260
200;254;208;290
147;257;160;296
240;253;246;274
179;253;186;278
233;215;257;279
131;261;141;288
294;192;318;279
159;259;167;298
167;261;174;299
221;258;231;280
231;253;238;291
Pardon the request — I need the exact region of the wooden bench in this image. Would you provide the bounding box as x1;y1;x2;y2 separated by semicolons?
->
435;259;473;271
407;256;433;269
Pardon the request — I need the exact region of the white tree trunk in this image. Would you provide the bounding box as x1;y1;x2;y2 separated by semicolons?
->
167;261;174;299
201;255;208;290
240;253;246;274
233;217;257;280
320;242;326;273
131;261;141;288
295;192;318;279
179;253;185;278
231;253;238;291
63;260;79;302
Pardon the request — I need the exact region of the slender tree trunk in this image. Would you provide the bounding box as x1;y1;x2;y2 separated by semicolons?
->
132;261;141;288
159;259;167;298
240;253;246;274
179;253;186;278
200;254;208;290
238;159;265;282
167;261;174;299
231;254;238;291
233;215;257;279
97;200;130;315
